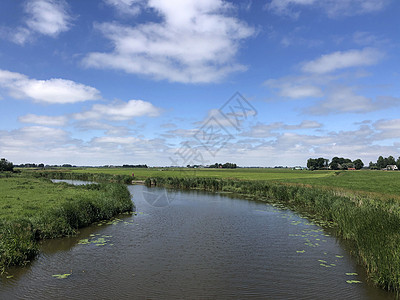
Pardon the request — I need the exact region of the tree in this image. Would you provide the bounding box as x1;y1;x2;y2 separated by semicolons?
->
397;157;400;170
369;161;378;170
377;156;385;169
353;159;364;170
307;158;328;170
329;157;340;170
0;158;14;172
387;156;396;166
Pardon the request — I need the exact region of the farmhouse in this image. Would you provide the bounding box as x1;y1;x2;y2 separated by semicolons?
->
386;165;398;171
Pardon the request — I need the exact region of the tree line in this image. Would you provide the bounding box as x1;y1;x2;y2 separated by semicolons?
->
369;156;400;170
307;157;364;170
208;162;237;169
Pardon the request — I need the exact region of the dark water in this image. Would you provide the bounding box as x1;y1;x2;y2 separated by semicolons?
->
0;184;395;299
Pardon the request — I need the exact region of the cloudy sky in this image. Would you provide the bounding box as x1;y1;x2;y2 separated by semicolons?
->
1;0;399;167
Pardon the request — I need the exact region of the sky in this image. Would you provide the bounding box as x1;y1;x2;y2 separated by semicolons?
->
0;0;400;167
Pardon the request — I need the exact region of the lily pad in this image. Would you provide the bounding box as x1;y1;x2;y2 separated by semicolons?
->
346;273;358;276
52;273;71;279
346;280;361;284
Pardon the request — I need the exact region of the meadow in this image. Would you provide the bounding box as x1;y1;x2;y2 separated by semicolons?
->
53;167;400;198
0;174;133;271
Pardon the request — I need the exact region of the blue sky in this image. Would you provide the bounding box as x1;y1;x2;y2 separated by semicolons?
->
0;0;399;167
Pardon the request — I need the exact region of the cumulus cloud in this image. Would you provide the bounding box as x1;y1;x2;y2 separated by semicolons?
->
84;0;254;83
241;120;322;138
374;119;400;140
74;99;161;121
301;48;383;74
0;126;71;150
104;0;144;15
18;114;69;126
267;0;390;18
307;88;399;115
265;77;324;99
6;0;72;45
0;69;100;104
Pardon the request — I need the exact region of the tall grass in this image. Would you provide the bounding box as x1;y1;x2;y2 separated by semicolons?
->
29;170;133;184
0;180;133;271
145;176;400;292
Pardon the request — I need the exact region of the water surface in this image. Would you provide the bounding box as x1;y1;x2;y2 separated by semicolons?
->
0;185;394;299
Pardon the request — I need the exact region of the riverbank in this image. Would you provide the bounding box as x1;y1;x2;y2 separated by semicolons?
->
0;174;133;272
145;176;400;292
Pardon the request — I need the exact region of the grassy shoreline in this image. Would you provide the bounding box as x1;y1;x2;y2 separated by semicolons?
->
0;174;133;272
145;176;400;292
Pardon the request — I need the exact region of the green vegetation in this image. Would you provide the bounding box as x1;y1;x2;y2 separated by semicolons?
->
53;166;332;181
0;175;133;271
29;170;133;184
7;167;400;292
144;176;400;291
0;158;14;172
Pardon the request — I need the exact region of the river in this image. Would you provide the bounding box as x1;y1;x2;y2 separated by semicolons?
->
0;184;395;299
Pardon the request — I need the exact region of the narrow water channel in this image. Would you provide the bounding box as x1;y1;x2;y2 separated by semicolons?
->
0;184;395;299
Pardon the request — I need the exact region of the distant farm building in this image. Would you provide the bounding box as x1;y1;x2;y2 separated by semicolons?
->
386;165;398;171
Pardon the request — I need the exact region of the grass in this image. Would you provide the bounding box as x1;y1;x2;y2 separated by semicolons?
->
0;174;133;271
39;167;400;198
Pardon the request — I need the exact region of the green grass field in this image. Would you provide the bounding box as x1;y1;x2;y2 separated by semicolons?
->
62;167;400;197
0;174;133;270
0;177;101;220
68;167;332;180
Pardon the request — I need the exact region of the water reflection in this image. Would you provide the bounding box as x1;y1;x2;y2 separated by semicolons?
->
0;185;395;299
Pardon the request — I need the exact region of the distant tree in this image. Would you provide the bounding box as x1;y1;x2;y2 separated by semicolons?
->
369;161;378;170
341;162;354;170
307;158;328;170
329;157;353;170
0;158;14;172
209;162;236;169
377;156;385;169
353;159;364;170
397;157;400;170
387;156;396;166
329;157;340;170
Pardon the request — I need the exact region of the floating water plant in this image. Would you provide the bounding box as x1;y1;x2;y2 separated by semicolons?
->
52;273;71;279
346;280;362;284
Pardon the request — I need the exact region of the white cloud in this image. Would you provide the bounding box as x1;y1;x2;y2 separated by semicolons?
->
0;69;101;104
267;0;390;18
265;77;323;99
301;48;383;74
374;119;400;140
104;0;144;15
84;0;254;83
6;0;72;45
285;120;322;129
74;99;161;121
0;126;71;149
19;114;68;126
241;120;322;138
92;136;140;144
307;87;399;115
25;0;71;36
